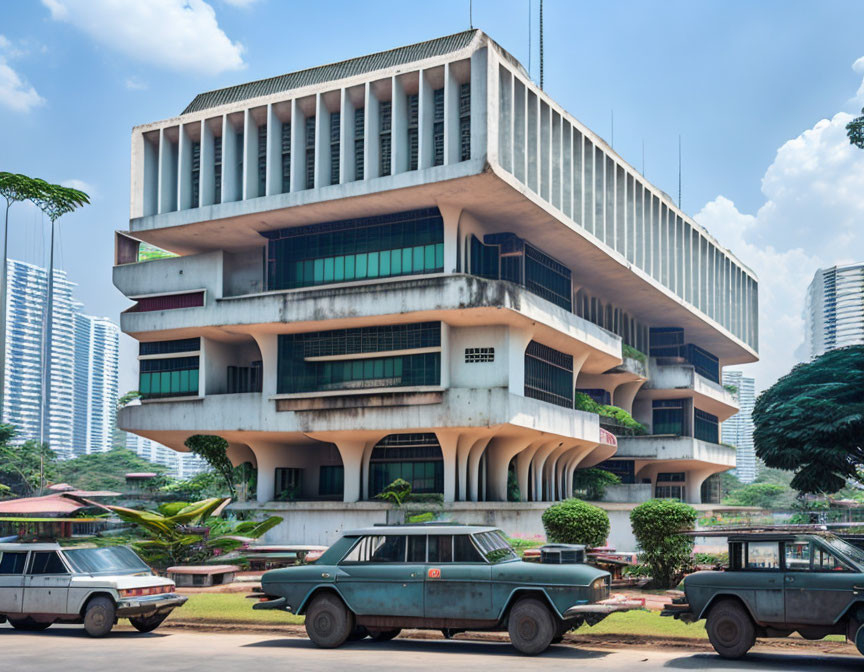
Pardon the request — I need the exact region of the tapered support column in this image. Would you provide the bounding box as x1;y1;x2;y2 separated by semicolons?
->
435;430;460;503
467;435;493;502
486;436;533;502
543;443;572;502
530;440;561;501
247;440;281;503
515;439;545;502
456;432;486;502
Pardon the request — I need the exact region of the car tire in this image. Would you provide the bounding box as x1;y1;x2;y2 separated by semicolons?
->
305;593;354;649
706;599;755;659
84;596;116;638
129;612;169;633
855;624;864;657
508;597;556;656
551;620;572;644
8;618;51;632
368;628;401;641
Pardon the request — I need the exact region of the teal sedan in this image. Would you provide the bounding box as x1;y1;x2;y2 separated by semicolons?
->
253;524;636;655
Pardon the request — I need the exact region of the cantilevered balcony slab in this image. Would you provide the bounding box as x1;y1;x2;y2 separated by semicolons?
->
117;274;622;374
614;435;736;467
639;363;739;421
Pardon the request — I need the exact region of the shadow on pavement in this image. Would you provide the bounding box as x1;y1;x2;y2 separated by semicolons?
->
0;624;169;639
243;637;610;659
663;651;862;671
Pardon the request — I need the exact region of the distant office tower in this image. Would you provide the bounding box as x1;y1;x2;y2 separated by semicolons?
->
3;259;76;458
804;263;864;359
721;371;756;483
125;432;208;479
72;311;121;455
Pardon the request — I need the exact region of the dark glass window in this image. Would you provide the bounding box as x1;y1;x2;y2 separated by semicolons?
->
257;124;267;196
139;356;200;400
369;433;443;495
354;108;365;180
470;235;499;280
130;292;204;313
191;140;200;206
280;122;291;192
275;468;302;498
370;536;406;563
524;341;573;409
576;388;611;405
433;88;444;166
379;101;391;176
455;535;485;562
428;535;453;563
653;399;685;435
227;361;262;393
305;116;316;189
214;135;222;203
654;485;683;500
594;460;634;485
0;551;27;574
407;93;418;171
649;327;685;358
139;338;200;356
695;408;719;443
330;112;340;185
265;208;444;291
407;535;426;562
319;465;344;497
277;323;441;394
657;472;686;482
459;82;471;161
29;551;67;575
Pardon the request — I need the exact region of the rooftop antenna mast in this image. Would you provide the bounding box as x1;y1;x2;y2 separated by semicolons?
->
469;0;473;29
539;0;544;89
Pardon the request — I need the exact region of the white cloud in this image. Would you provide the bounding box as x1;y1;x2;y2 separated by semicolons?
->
43;0;245;76
221;0;258;6
854;56;864;105
61;178;96;198
125;77;148;91
0;35;45;113
695;58;864;390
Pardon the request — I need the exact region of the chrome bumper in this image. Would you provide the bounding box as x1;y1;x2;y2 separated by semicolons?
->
563;597;643;621
116;593;188;617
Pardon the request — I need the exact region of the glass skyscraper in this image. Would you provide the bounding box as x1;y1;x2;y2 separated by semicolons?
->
721;371;756;483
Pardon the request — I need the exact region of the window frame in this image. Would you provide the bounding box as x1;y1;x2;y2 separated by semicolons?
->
743;541;782;572
26;550;71;576
0;550;29;575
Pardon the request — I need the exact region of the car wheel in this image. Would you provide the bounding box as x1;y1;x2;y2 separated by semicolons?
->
507;598;556;656
8;618;51;632
551;620;572;644
706;599;755;659
368;628;401;641
84;596;116;638
855;624;864;656
304;593;354;649
129;612;169;633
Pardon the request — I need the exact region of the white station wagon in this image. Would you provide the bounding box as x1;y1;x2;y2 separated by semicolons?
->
0;542;187;636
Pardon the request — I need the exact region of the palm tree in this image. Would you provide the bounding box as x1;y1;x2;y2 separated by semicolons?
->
30;182;89;455
0;173;44;420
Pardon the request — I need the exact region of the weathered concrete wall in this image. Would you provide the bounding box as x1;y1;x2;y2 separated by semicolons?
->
601;484;652;504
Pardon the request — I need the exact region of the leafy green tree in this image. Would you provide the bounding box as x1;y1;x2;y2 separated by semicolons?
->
723;483;787;508
184;435;236;498
630;499;697;588
160;471;224;501
572;468;621;500
55;447;168;492
753;345;864;494
848;108;864;149
0;483;12;499
541;498;610;547
0;425;57;496
375;478;411;507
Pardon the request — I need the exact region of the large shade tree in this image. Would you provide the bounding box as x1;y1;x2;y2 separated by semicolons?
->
848;108;864;149
753;345;864;494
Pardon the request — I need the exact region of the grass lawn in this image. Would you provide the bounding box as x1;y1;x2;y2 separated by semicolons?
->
169;593;304;625
574;610;706;639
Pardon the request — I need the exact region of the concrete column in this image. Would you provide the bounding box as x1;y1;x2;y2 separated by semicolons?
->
391;75;407;175
438;203;461;274
531;441;561;501
250;333;279;396
418;69;434;169
543;443;571;501
486;436;532;502
265;104;282;196
435;429;460;503
507;326;534;396
290;100;305;192
469;48;488;162
579;443;617;469
339;89;354;183
247;441;281;503
443;62;460;164
467;435;493;502
364;82;380;180
456;431;487;502
515;439;545;502
226;442;257;469
221;116;239;203
562;443;594;499
613;380;645;415
315;93;330;188
333;440;366;503
243;109;257;200
141;135;158;217
685;466;720;504
177;124;192;210
200;120;214;207
157;128;177;214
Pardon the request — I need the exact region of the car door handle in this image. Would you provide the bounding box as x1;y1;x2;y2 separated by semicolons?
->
410;572;417;578
321;573;330;579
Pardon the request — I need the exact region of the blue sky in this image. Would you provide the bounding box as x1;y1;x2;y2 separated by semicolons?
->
1;0;863;392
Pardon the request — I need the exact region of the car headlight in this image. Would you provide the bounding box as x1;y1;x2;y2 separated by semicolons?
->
591;577;608;591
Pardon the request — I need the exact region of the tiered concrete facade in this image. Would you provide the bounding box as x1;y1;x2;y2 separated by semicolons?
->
115;31;757;530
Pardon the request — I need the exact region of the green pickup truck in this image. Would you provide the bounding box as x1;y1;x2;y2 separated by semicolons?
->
254;524;638;655
663;531;864;658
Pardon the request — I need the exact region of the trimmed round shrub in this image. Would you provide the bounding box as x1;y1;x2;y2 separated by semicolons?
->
541;498;610;547
630;499;697;588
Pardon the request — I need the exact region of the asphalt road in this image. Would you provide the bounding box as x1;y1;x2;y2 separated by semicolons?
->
2;626;862;672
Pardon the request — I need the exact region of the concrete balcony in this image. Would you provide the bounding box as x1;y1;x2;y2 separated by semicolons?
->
116;273;623;374
640;361;739;421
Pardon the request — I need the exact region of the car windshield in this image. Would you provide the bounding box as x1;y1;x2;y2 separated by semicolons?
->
472;530;518;564
822;535;864;570
63;546;152;575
